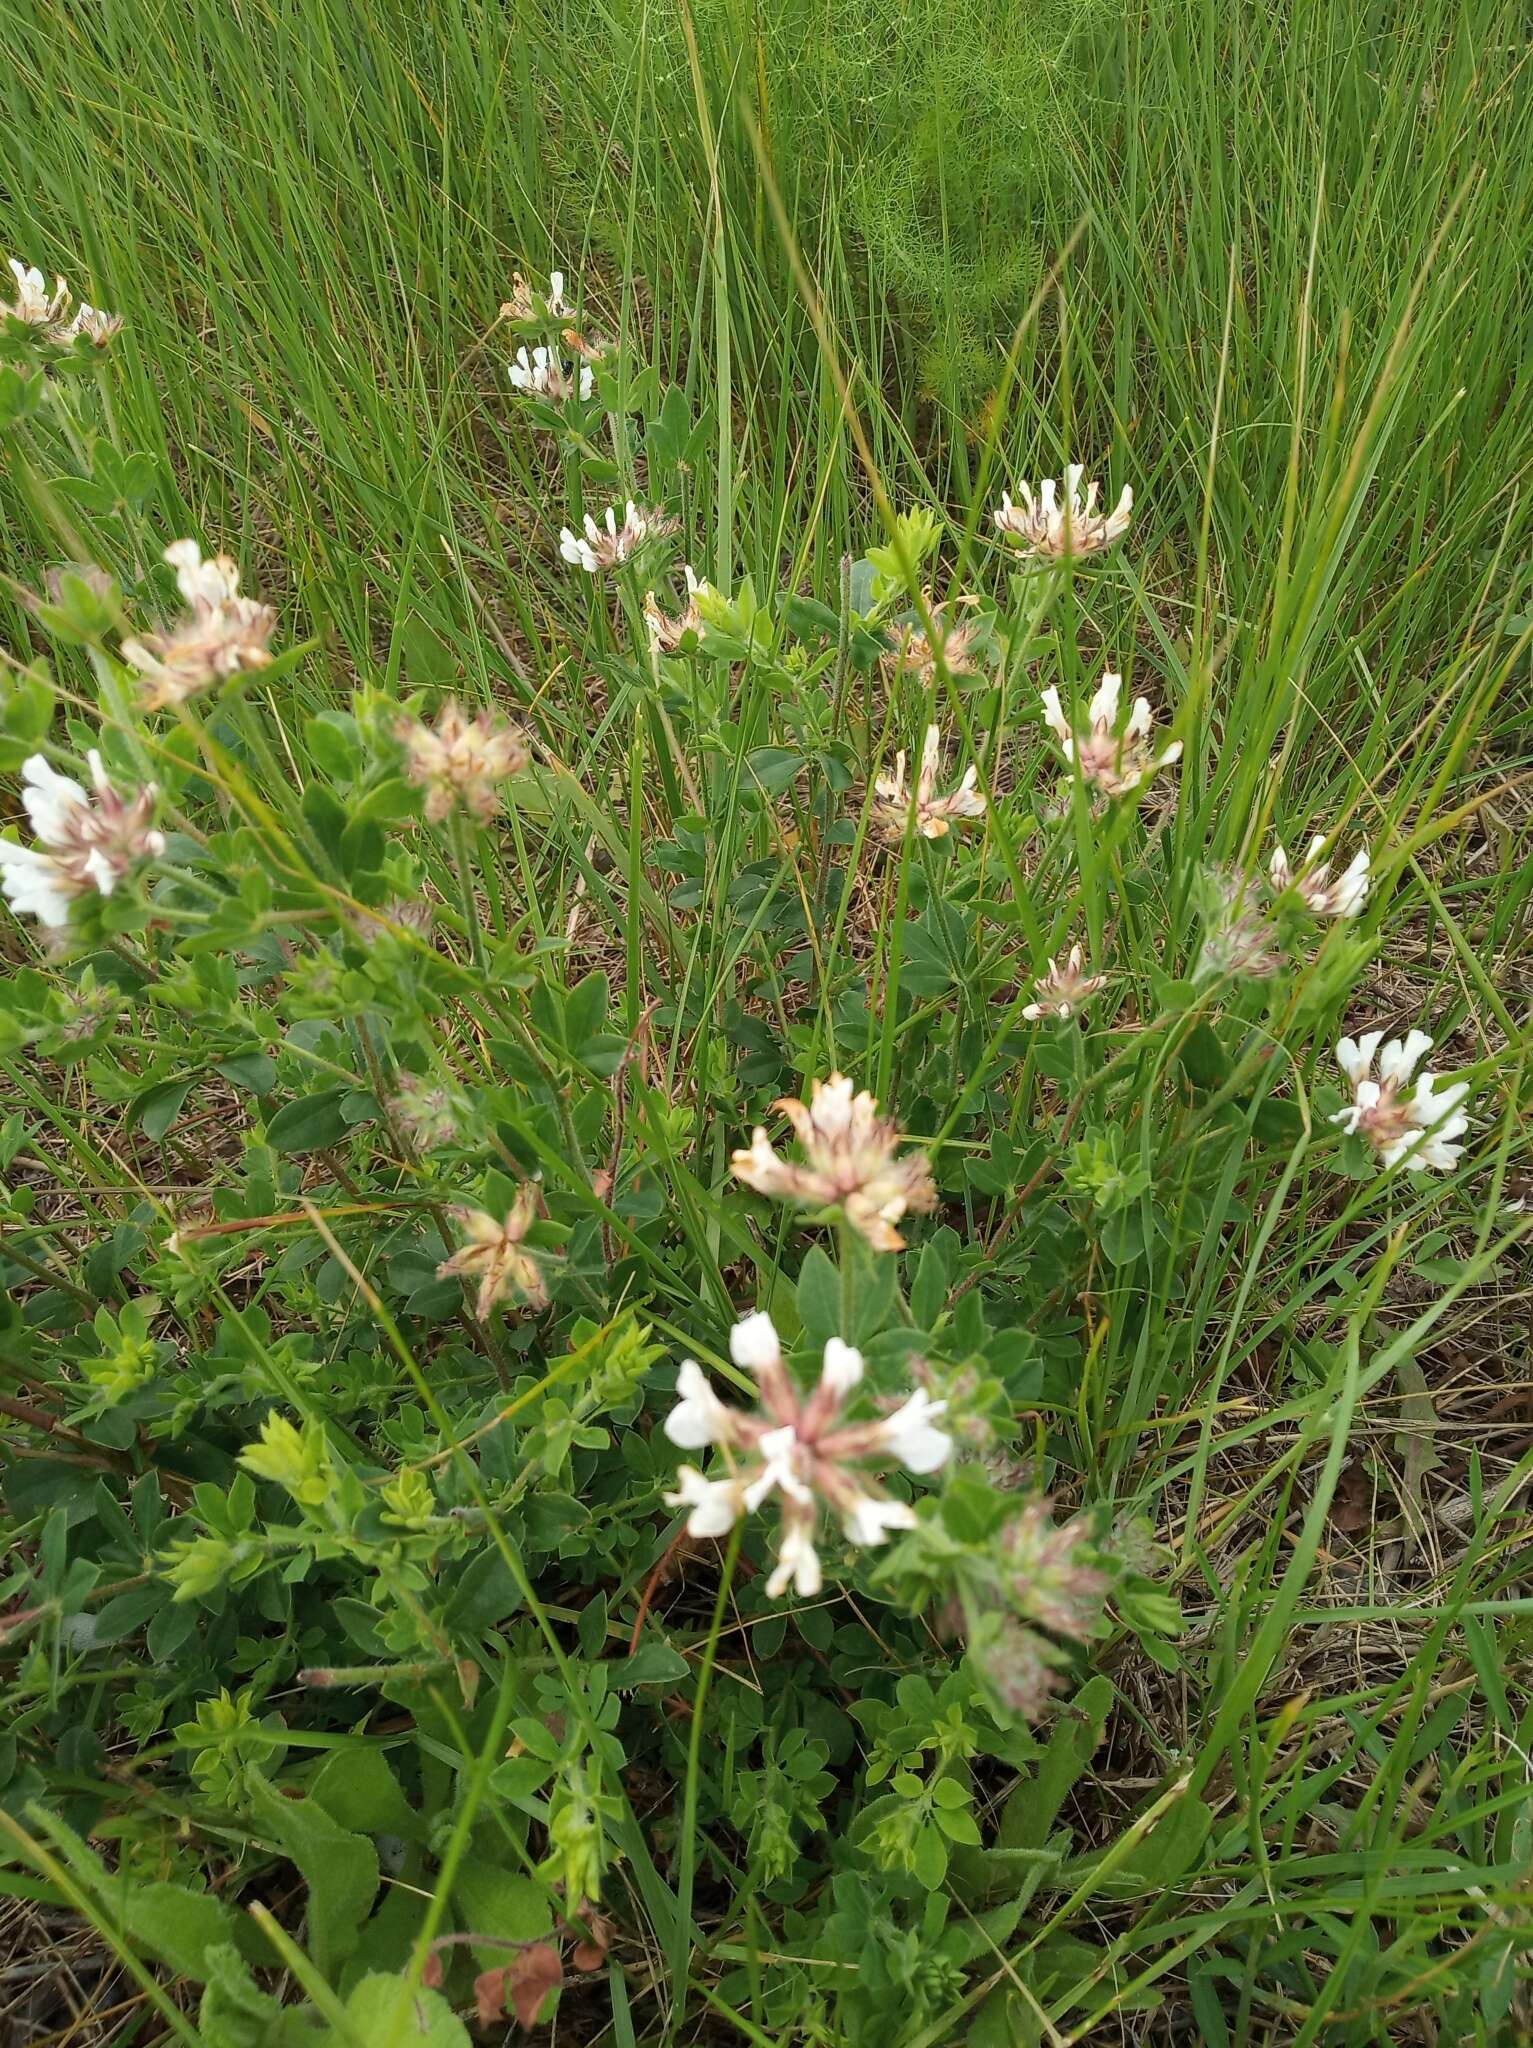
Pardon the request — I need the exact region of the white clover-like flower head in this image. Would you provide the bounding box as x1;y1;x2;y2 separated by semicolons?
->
1270;834;1371;918
1022;944;1110;1021
398;697;530;823
508;344;593;402
559;500;678;575
1330;1026;1471;1172
0;750;165;931
1040;671;1181;799
122;540;276;710
661;1309;951;1600
872;724;987;843
5;258;69;328
994;464;1133;561
61;302;124;348
730;1072;937;1251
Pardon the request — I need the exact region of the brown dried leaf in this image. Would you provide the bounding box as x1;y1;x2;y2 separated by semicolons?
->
507;1944;563;2028
474;1967;508;2027
570;1904;612;1972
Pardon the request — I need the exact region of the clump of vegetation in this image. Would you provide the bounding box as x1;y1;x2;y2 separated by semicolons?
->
1;0;1531;2040
551;0;1113;409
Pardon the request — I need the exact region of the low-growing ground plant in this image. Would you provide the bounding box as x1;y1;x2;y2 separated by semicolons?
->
1;0;1531;2041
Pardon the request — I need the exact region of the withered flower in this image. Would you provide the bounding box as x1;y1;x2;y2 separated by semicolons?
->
437;1184;550;1316
731;1072;937;1252
872;724;987;843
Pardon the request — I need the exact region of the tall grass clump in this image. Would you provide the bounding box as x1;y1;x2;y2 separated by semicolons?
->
548;0;1114;409
0;0;1531;2041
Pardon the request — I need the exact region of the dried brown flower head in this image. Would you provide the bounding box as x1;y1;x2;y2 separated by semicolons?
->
437;1184;550;1317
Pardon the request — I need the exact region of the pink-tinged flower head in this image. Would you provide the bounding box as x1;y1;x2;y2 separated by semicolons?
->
882;602;985;681
1001;1501;1109;1642
398;697;531;822
388;1072;461;1151
1022;944;1110;1021
662;1309;952;1598
643;565;713;652
437;1184;550;1316
509;344;593;402
872;724;987;843
61;302;124;349
1331;1028;1471;1172
0;751;164;931
1039;670;1181;799
122;540;276;710
1195;869;1284;982
993;464;1133;561
731;1072;938;1252
559;501;679;575
1270;834;1370;918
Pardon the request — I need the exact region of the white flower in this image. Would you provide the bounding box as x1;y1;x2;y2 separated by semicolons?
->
1040;670;1181;799
872;1389;953;1474
872;724;987;842
5;258;68;328
819;1337;864;1398
1271;835;1370;917
766;1519;823;1599
559;501;678;574
0;752;164;931
660;1310;950;1598
509;344;593;401
122;540;276;709
663;1359;736;1449
731;1072;937;1252
841;1495;917;1546
60;302;123;348
1022;945;1110;1020
731;1310;784;1372
666;1466;747;1538
1331;1027;1471;1172
993;464;1133;560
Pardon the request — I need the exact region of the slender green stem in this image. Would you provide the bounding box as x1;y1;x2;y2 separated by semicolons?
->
669;1521;742;2039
